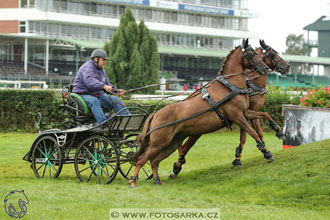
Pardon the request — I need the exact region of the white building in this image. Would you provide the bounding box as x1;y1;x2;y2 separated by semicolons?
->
0;0;257;85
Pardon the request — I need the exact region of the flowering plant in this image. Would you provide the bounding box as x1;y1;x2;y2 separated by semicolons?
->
300;86;330;108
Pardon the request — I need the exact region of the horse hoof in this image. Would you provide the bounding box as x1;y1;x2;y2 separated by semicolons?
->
128;180;136;188
264;151;274;162
169;174;177;179
153;176;164;185
276;130;285;140
232;159;242;167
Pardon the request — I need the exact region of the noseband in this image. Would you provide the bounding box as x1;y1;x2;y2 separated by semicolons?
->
241;46;264;73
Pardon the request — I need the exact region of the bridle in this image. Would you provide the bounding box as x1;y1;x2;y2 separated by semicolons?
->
261;46;285;72
240;45;266;75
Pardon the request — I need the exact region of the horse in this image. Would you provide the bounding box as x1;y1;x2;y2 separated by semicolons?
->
129;38;271;188
169;40;291;179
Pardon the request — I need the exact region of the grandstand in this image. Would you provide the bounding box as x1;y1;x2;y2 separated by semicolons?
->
268;73;330;89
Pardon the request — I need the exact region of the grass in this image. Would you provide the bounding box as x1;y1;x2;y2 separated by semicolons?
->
0;132;329;220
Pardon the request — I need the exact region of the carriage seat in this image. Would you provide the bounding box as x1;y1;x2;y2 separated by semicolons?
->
68;93;90;114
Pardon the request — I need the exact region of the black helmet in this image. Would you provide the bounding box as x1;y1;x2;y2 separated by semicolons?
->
90;49;109;60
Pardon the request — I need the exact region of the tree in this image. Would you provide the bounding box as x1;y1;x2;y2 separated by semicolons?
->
104;8;159;93
284;34;309;55
284;34;311;74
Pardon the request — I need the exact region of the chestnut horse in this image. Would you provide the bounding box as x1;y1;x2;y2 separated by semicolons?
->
129;39;271;188
169;40;291;179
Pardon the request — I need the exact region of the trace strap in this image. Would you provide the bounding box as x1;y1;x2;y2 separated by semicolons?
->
145;76;250;136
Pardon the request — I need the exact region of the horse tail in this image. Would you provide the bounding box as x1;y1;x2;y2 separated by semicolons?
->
133;113;155;162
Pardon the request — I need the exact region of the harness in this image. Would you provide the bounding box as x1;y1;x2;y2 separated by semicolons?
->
145;76;250;136
201;76;250;129
245;76;268;97
145;43;266;137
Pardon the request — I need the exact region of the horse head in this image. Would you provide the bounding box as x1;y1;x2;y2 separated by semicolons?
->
259;39;290;74
240;38;270;75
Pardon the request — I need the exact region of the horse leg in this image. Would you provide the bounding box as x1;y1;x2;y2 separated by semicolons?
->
169;135;201;179
151;135;185;185
269;119;285;140
129;146;162;188
233;112;274;162
245;111;284;140
232;127;246;167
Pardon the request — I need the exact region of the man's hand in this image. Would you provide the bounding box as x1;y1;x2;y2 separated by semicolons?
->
116;89;126;96
103;85;113;93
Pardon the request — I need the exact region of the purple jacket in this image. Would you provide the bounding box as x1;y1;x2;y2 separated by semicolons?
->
72;60;114;96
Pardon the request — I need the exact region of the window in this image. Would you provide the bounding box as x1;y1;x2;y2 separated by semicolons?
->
119;6;125;15
188;14;194;25
91;3;97;13
139;8;145;19
0;45;12;61
61;0;67;11
80;26;89;39
84;3;90;15
212;17;219;28
165;12;170;23
196;14;201;25
21;0;28;8
19;21;26;33
171;12;177;23
146;9;152;20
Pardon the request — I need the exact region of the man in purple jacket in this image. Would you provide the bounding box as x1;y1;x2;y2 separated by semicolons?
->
72;49;130;124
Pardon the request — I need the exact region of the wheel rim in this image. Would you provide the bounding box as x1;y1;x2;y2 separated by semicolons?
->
118;134;153;180
74;136;119;184
31;135;63;178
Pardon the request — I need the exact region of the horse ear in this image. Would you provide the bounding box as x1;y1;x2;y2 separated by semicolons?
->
241;38;245;49
263;40;269;48
244;38;249;48
260;39;266;49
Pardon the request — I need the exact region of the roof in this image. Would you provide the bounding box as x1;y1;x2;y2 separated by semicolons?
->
158;45;229;57
57;38;106;49
303;16;330;31
282;54;330;65
2;35;330;65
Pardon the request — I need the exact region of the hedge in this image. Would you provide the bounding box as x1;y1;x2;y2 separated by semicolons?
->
0;87;301;132
0;89;63;132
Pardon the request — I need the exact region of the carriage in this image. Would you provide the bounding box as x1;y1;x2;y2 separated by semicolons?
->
23;85;152;184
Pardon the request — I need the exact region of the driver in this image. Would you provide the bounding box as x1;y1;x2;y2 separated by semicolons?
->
72;49;130;124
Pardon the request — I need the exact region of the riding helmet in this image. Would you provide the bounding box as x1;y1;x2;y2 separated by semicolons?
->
90;49;109;60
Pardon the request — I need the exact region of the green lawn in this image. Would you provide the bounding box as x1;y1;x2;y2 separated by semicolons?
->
0;132;329;220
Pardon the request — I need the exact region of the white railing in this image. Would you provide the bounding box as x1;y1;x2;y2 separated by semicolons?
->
0;80;48;89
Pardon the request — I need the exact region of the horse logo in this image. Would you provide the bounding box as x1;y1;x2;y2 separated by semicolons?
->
4;190;29;218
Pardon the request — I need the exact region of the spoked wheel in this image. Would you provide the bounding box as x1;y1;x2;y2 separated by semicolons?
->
74;135;119;184
31;135;63;178
117;134;153;180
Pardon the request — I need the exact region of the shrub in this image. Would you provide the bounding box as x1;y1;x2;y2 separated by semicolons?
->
299;86;330;108
262;85;300;127
0;88;300;132
0;89;63;132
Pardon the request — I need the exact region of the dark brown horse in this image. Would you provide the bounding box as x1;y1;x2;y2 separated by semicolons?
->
129;39;271;188
169;40;290;179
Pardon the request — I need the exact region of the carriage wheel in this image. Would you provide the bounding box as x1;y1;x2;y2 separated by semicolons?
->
118;134;153;180
74;135;119;184
31;135;63;178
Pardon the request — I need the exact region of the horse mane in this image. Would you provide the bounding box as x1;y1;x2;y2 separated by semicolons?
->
217;45;240;76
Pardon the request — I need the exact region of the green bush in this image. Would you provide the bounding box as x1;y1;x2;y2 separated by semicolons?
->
0;88;300;132
262;85;301;127
299;86;330;108
0;89;63;132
